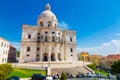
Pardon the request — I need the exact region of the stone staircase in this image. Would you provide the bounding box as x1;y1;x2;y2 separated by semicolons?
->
51;66;93;77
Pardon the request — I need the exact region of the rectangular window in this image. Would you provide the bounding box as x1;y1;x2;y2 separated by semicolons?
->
52;36;55;42
1;42;3;47
28;35;31;39
41;36;43;39
70;38;72;42
4;43;6;47
70;48;73;52
2;58;4;63
37;48;39;51
38;36;40;39
45;36;47;41
27;47;30;52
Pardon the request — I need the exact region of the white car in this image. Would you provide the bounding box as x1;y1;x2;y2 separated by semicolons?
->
46;76;53;80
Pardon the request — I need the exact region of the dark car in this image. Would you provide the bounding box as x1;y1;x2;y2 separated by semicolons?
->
117;74;120;80
31;73;46;80
7;76;19;80
95;74;106;78
107;74;116;79
76;74;84;78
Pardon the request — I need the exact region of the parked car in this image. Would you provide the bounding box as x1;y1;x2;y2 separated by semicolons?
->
31;73;46;80
46;76;53;80
95;74;106;78
107;74;116;79
84;73;96;77
117;74;120;80
76;74;84;78
7;76;19;80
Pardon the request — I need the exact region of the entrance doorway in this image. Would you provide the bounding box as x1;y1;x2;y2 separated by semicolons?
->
43;53;48;61
51;53;55;61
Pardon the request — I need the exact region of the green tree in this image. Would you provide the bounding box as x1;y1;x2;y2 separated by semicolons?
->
111;60;120;74
16;51;20;57
60;72;66;80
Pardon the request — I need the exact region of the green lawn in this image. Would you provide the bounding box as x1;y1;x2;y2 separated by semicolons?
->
95;70;108;76
8;68;46;78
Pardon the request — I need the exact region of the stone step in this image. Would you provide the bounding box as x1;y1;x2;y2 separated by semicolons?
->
51;66;92;77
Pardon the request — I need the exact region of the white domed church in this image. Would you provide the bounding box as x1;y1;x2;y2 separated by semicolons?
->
19;3;78;63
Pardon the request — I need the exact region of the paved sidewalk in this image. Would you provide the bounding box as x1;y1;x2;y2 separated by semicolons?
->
20;78;30;80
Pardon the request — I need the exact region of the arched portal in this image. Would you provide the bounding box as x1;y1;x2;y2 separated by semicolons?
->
43;53;48;61
51;53;55;61
58;53;61;61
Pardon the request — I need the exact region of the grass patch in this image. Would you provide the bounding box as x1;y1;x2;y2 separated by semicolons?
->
8;68;46;78
95;70;108;76
87;64;108;77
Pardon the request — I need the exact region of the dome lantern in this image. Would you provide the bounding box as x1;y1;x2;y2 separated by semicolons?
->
45;3;51;10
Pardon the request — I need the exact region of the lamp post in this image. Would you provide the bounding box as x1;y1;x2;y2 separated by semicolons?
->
83;56;85;66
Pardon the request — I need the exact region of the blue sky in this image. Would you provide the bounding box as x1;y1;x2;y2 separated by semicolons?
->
0;0;120;55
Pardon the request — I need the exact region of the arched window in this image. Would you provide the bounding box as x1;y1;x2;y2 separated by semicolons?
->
48;21;51;27
55;23;57;27
52;36;55;42
40;21;43;27
59;37;60;42
27;47;30;52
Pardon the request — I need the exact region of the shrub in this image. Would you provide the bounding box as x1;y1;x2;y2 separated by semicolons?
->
60;72;66;80
0;63;13;80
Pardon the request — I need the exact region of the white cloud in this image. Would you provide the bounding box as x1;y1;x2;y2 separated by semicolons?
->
10;41;20;51
78;39;120;56
58;21;70;30
115;33;120;36
102;40;120;47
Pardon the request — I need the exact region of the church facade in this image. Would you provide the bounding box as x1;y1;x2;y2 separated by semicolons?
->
19;4;77;62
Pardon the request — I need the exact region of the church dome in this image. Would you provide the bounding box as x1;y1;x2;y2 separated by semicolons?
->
37;3;58;28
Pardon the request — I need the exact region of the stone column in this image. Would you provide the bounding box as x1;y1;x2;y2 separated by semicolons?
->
55;44;58;61
48;45;51;61
40;43;43;61
48;45;51;67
